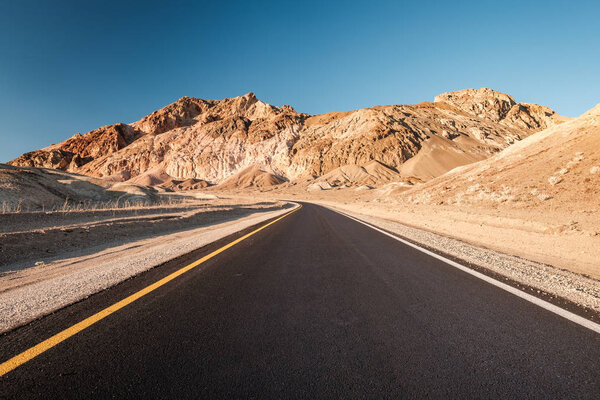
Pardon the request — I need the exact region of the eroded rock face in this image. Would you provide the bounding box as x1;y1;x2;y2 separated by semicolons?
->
435;88;516;122
9;89;566;184
287;102;527;179
434;88;567;133
9;123;143;171
73;98;307;182
398;103;600;210
132;96;217;135
503;103;567;131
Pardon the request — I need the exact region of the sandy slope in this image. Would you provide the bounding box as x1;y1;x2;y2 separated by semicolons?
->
0;163;187;211
311;160;406;188
396;104;600;212
216;165;286;189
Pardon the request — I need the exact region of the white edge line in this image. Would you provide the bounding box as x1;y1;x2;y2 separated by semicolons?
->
323;204;600;335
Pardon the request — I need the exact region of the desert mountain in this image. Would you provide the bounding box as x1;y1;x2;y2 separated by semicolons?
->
396;104;600;211
434;88;570;131
9;88;566;186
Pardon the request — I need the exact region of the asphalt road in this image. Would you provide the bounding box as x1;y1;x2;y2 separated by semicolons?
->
1;203;599;399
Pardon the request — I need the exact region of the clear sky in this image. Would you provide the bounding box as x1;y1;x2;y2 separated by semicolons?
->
1;0;599;162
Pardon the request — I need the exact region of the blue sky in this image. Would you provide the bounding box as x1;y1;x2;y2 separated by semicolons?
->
1;0;599;162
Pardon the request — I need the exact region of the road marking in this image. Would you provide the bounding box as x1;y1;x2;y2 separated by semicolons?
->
328;206;600;335
0;205;301;377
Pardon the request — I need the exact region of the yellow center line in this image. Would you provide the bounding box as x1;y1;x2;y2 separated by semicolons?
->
0;204;301;377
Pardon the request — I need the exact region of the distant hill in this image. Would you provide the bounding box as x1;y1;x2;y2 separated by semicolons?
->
396;104;600;213
9;88;566;188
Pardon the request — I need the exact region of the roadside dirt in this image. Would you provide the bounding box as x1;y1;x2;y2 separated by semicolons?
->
0;200;294;332
0;199;285;273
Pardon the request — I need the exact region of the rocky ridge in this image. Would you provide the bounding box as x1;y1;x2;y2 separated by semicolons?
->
434;88;569;132
9;88;566;186
397;103;600;212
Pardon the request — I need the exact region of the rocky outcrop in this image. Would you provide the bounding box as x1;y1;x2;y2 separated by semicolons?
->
397;103;600;209
435;88;516;122
9;89;566;186
132;96;217;135
502;102;569;131
9;149;76;171
9;123;143;171
434;88;567;133
73;102;306;183
287;102;527;179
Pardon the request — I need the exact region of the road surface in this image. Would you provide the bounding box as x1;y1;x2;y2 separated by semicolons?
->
1;203;599;398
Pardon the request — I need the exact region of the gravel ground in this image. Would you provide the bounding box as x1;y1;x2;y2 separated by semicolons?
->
325;204;600;315
0;201;284;272
0;206;198;233
0;204;295;333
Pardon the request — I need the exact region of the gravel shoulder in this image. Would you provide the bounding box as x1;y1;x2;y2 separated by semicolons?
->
0;201;295;333
318;201;600;319
0;200;284;272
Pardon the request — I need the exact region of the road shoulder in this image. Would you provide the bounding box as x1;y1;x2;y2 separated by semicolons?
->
318;201;600;323
0;203;296;333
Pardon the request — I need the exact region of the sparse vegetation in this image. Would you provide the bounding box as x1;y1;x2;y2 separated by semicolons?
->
0;197;188;215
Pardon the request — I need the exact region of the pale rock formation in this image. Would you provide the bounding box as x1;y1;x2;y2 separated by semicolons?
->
398;103;600;210
434;88;568;133
288;101;531;180
9;89;567;186
435;88;516;122
11;124;142;171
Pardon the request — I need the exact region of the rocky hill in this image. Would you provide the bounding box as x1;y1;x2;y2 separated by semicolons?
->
397;104;600;212
9;88;566;186
434;88;570;131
